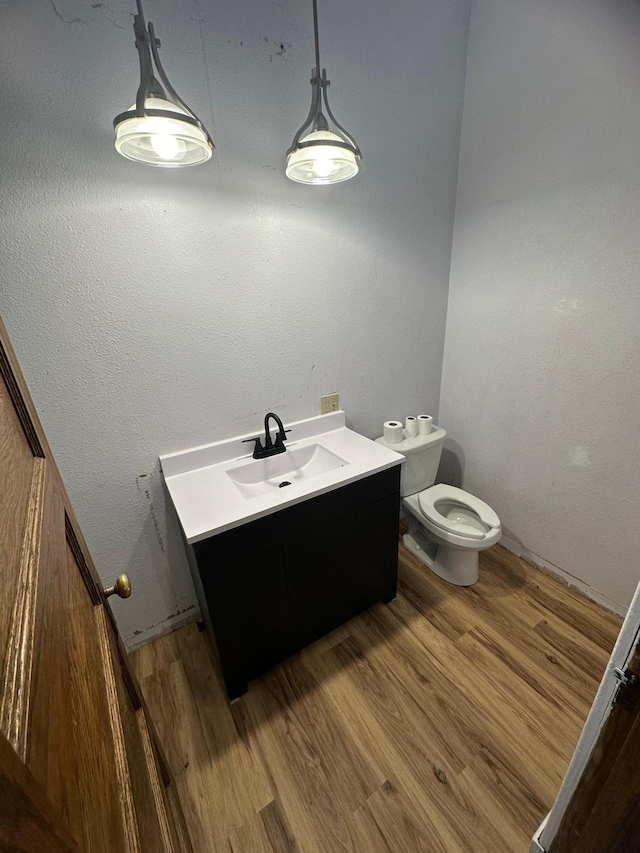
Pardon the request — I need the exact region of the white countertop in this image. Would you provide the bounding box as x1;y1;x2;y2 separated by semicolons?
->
160;411;404;544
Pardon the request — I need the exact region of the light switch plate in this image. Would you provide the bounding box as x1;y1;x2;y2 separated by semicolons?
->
320;393;340;414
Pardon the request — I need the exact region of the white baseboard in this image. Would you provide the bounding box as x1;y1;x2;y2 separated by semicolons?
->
123;605;200;652
500;536;627;618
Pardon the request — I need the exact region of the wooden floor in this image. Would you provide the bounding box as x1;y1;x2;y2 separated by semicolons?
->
131;543;622;853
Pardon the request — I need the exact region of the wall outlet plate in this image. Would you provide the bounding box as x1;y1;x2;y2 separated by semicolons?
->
320;393;340;414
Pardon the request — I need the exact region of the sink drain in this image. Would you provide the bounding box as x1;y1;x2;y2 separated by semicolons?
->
279;481;291;488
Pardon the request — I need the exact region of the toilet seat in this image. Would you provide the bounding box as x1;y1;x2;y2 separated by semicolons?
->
418;484;501;540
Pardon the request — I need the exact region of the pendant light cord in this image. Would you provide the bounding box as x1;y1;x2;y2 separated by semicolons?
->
312;0;321;72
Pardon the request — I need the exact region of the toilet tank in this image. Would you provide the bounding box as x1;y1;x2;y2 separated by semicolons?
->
375;426;446;497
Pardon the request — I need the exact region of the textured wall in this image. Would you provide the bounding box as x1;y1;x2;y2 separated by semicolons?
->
0;0;470;644
440;0;640;612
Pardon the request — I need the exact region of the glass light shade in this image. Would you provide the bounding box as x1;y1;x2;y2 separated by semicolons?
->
114;97;212;167
286;129;359;184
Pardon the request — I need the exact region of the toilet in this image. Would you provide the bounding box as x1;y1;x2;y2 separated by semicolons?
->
376;425;501;586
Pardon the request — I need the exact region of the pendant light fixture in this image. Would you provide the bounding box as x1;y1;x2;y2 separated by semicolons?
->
286;0;362;185
114;0;214;167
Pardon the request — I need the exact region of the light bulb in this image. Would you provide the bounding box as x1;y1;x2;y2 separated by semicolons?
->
286;129;359;184
150;132;180;160
312;158;335;178
114;98;212;167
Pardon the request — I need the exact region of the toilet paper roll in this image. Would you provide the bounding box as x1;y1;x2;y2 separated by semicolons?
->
383;421;404;444
405;416;418;438
417;415;433;435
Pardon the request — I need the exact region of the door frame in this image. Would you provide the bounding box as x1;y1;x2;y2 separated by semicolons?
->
531;582;640;852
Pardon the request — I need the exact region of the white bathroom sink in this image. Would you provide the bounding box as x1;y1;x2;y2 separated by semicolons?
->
160;411;404;543
226;444;347;498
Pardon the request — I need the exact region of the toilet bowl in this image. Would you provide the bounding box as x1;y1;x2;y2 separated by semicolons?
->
376;426;501;586
402;485;501;585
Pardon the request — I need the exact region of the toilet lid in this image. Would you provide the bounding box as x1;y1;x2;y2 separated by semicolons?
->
418;484;501;540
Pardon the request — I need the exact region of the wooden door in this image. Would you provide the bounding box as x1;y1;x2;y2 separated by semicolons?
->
532;584;640;852
0;316;192;852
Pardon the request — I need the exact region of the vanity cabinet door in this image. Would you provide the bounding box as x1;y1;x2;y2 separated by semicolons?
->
348;492;400;613
199;544;293;699
284;516;350;649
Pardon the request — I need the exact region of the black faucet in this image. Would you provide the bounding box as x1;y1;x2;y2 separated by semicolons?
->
242;412;290;459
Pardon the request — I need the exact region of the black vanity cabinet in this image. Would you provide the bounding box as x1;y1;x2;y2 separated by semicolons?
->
190;465;401;700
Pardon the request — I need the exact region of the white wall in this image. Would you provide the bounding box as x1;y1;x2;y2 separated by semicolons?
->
440;0;640;613
0;0;470;645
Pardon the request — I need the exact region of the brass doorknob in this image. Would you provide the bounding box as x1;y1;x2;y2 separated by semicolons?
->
104;574;132;599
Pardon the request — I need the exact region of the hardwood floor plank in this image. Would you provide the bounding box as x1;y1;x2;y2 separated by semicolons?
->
396;560;470;642
348;795;394;853
237;658;385;853
259;800;301;853
399;546;542;637
363;776;450;853
310;632;531;853
468;619;601;720
455;628;584;759
134;625;272;852
131;542;620;853
383;595;568;804
228;800;299;853
173;625;273;814
399;544;620;652
457;757;536;850
131;629;181;682
344;614;473;777
467;745;548;831
485;547;621;649
135;659;227;851
303;639;462;853
366;598;578;804
299;623;352;661
534;614;612;679
228;813;274;853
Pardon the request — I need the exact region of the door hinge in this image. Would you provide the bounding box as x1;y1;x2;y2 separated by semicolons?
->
613;667;640;711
